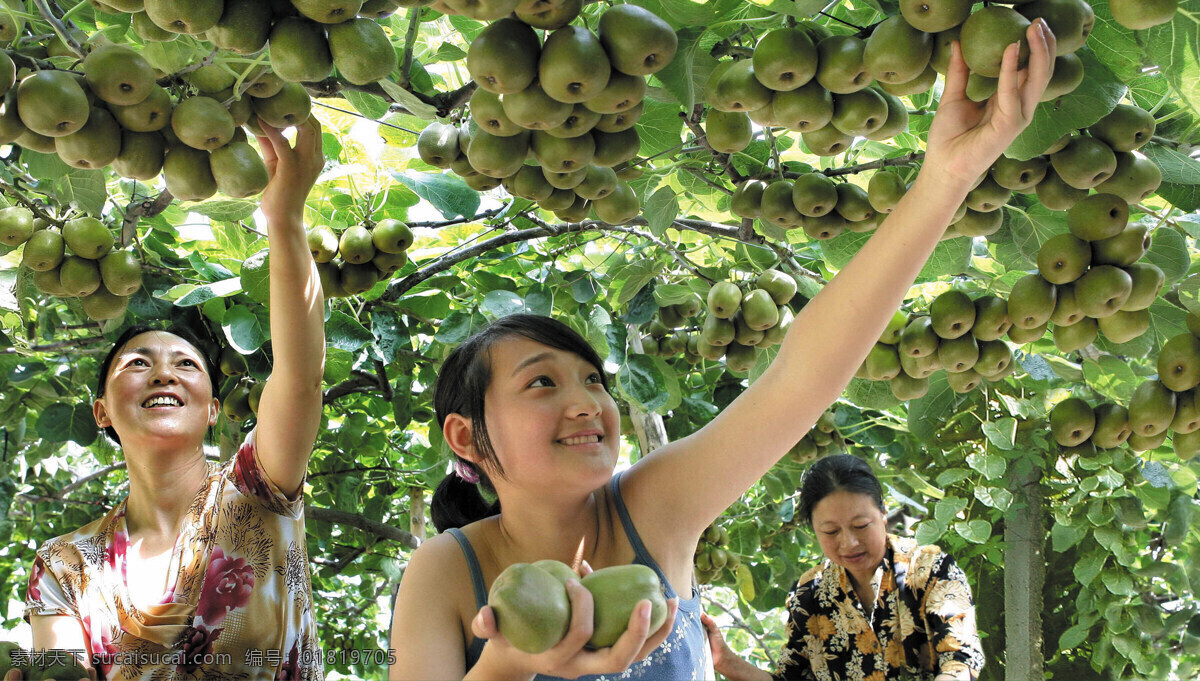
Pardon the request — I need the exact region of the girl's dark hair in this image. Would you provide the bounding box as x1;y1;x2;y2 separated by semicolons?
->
96;323;220;445
797;454;886;527
430;314;610;533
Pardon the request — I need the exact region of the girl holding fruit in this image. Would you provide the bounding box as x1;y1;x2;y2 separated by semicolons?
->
390;22;1055;681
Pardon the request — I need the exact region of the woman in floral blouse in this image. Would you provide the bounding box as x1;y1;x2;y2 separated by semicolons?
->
702;455;985;681
23;117;327;681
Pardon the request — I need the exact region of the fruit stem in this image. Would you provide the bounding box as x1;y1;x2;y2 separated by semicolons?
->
397;6;423;89
31;0;84;60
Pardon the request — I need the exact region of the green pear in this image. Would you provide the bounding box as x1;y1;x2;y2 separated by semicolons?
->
574;164;618;200
596;3;677;76
487;562;570;654
307;226;339;263
733;312;765;347
890;371;930;401
81;286;130;321
1053;316;1097;353
900;315;940;357
960;6;1031;78
938;334;979;373
144;0;222;34
929;24;961;75
470;88;523;137
20;229;64;271
900;348;941;378
417;122;460;168
17;70;90;138
1051;136;1118;189
1090;105;1156;153
1091;403;1132;449
877;65;936;98
339;225;376;264
1091;224;1151;267
543;165;587;190
724;341;758;373
252;82;312;129
1128;379;1176;438
246;71;285;99
1050;397;1095;446
1109;0;1178;31
752;28;817;90
757;269;797;305
543;104;602;139
955;209;1004;237
1075;265;1133;318
1158;333;1200;392
792;172;838;217
1050;282;1085;326
63;217;114;260
1035;166;1089;211
591;181;640;225
109;85;172;132
99;249;143;296
1096;151;1162;205
58;255;103;297
517;0;582;30
1171;388;1200;434
761;180;802;227
731;179;767;219
291;0;362;23
972;295;1012;341
468;129;530;179
707;281;742;319
991;155;1049;191
1097;308;1150;344
865;342;902;380
0;205;34;247
55;107;120;169
964;175;1012;213
468;18;541;95
700;314;736;347
131;10;175;41
705;110;752;153
209;0;273;54
741;289;780;331
83;45;156;107
801;212;848;240
1120;263;1164;311
328;18;396;85
801;125;853;157
531;130;595;173
930;290;976;339
540;26;611;104
772;80;833;132
1037;233;1091;285
538;187;578;212
441;0;520;21
833;183;875;222
163;145;217;201
867;170;907;214
315;261;346;298
502;83;573;131
1041;53;1085;101
595;102;642;133
1126;430;1168;453
269;17;333;83
172;96;235;151
1068;193;1128;241
975;339;1013;378
707;59;771;113
899;0;972;33
830;89;887;137
1017;0;1095;55
211;140;270;198
1008;274;1057;329
864;89;911;141
504;164;554;201
816;35;870;94
583;71;646;115
863;14;933;85
945;368;982;393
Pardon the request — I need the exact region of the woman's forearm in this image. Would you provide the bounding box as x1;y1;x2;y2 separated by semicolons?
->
265;215;325;385
715;654;775;681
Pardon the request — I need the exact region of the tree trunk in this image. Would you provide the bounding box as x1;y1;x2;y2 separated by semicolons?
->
625;327;669;459
1004;461;1045;679
409;486;426;543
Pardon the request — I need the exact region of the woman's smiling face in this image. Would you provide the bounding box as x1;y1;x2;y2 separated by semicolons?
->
810;490;888;585
477;336;620;492
94;331;219;445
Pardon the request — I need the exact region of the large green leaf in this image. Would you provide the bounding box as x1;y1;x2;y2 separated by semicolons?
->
617;353;669;412
327;311;375;351
35;403;98;446
390;171;481;220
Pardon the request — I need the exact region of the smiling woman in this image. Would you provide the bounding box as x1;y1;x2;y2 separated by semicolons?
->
20;118;329;681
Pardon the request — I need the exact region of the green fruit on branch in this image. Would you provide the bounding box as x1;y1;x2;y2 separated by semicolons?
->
974;340;1013;378
163;145;217;201
954;209;1003;238
1089;104;1155;152
173;96;236;150
1053;317;1097;353
20;230;64;271
0;205;34;247
707;60;771;113
816;35;869;94
863;14;933;85
724;341;757;373
59;255;103;297
704;109;752;154
1050;283;1084;326
98;249;143;296
220;346;248;376
1108;0;1178;31
864;342;901;381
1157;333;1200;392
792;172;838;218
597;4;677;77
801;125;853;157
248;379;265;415
1096;151;1162;204
252;82;313;129
930;290;975;340
1128;379;1176;438
752;27;817;91
938;334;979;373
1037;233;1091;285
731;179;766;219
63;217;114;260
1074;265;1133;318
591;181;640;225
517;0;582;30
1035;166;1089;211
900;316;940;358
1091;403;1132;449
733;312;764;346
1120;263;1164;312
338;225;376;264
1170;388;1200;434
307;226;339;263
1008;274;1057;330
112;130;166;181
269;16;334;83
899;0;972;33
1097;308;1150;344
574;165;617;200
1051;397;1095;447
211;139;270;198
468;18;541;95
340;262;380;295
17;70;90;138
890;370;930;400
590;128;639;168
373;250;408;276
144;0;223;34
1127;429;1168;452
945;368;982;393
1090;224;1150;267
584;71;646;115
970;295;1012;341
209;0;273;54
963;175;1011;213
991;155;1049;191
223;381;254;421
960;6;1031;78
292;0;363;24
109;84;172;132
772;80;832;132
1017;0;1095;55
328;18;397;85
1051;136;1118;189
417;122;460;168
761;180;801;227
1068;193;1128;241
83;45;156;107
539;26;611;104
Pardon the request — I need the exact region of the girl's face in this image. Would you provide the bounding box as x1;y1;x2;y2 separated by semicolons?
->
810;490;888;583
476;336;620;493
94;331;219;445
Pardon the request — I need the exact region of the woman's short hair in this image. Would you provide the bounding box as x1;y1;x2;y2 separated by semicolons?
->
797;453;886;527
430;313;609;532
95;323;220;445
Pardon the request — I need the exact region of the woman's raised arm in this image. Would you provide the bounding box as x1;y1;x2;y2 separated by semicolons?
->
624;21;1058;540
251;118;327;498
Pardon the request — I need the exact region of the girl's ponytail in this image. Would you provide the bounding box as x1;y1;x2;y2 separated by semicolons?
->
431;466;501;532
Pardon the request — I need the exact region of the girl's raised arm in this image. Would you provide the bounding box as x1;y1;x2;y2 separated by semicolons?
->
249;118;327;498
623;22;1057;541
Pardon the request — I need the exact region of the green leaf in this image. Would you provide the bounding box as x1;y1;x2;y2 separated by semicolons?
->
55;169;107;217
934;496;967;524
918;237;972;279
819;230;870;270
614;261;659;306
1159;182;1200;212
1059;623;1091;650
1051;519;1086;552
1074;552;1105;586
966;451;1005;480
1083;355;1139;404
637;99;686;158
639;0;746;26
327;311;374;351
644;187;679;237
1144;226;1190;286
652;283;696;306
222;305;269;353
953;519;991;543
377;79;439;120
908;373;956;444
570;273;600;303
1006;48;1127;161
371;308;409;365
323;347;353;384
435;310;475;344
343;90;390;120
617;354;669;412
173;277;242;307
190;199;259;223
1007;204;1069;266
654;26;719;110
35;403;98;446
973;486;1013;511
240;250;270;305
981;417;1017;450
1101;569;1135;596
390;171;481;220
1142;144;1200;185
844;378;902;410
481;290;526;318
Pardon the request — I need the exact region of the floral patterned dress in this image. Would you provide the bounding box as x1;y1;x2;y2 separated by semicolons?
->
772;535;984;681
24;432;323;681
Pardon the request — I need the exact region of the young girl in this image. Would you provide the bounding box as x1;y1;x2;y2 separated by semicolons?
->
22;118;327;681
390;25;1056;681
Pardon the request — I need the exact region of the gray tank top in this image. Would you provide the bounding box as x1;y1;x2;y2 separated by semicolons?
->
448;470;711;680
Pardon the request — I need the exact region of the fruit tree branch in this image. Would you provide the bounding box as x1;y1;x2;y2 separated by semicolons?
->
32;0;84;60
308;506;420;549
397;6;423;90
407;206;506;229
159;48;219;84
525;215;715;283
3;48;58;73
121;190;174;245
819;152;925;178
0;177;62;225
701;592;778;667
0;335;109;355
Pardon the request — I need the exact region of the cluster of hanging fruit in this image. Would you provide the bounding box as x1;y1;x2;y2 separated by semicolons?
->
694;522;740;586
1;207;141;321
305;218;414;297
216;345;264;423
635;270;799;374
415;3;676;223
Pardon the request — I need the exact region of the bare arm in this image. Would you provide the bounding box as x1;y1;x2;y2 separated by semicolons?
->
252;118;327;498
623;22;1058;543
388;537;472;680
28;615;94;680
